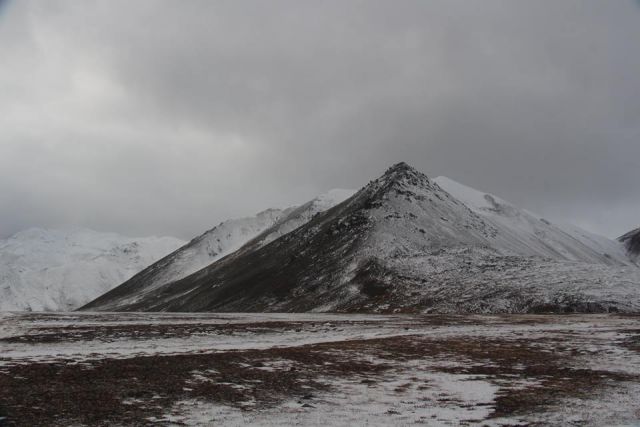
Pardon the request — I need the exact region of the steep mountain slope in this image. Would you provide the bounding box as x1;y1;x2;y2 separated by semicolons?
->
619;227;640;262
239;189;355;253
82;190;354;310
94;208;293;303
0;228;184;311
433;176;632;265
83;163;640;314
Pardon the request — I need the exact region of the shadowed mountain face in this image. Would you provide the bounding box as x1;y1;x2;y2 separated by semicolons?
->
76;208;294;311
620;227;640;260
83;163;640;314
81;189;355;311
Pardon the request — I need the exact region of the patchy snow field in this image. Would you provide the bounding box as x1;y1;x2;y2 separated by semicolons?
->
1;312;639;426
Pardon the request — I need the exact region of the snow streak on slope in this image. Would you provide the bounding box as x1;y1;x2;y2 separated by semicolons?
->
0;228;184;311
82;190;354;311
433;176;632;266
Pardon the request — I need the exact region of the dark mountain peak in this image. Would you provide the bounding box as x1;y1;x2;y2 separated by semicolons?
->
619;226;640;240
382;162;423;180
364;162;433;200
619;227;640;257
386;161;412;172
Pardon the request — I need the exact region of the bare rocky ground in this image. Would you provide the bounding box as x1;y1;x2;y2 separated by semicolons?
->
1;312;639;426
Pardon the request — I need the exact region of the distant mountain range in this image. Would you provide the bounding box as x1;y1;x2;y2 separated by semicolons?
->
0;228;184;311
82;163;640;314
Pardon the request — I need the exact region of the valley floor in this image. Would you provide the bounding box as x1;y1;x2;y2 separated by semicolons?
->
1;312;639;426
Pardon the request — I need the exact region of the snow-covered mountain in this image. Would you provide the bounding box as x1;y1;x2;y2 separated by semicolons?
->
82;189;354;311
0;228;184;311
433;176;632;265
82;163;640;314
619;227;640;262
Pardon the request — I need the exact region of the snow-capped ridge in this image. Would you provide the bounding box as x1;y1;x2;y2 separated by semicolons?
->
314;189;356;210
434;176;633;266
433;177;517;215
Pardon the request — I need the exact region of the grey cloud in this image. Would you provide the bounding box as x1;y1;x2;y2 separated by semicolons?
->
1;0;639;239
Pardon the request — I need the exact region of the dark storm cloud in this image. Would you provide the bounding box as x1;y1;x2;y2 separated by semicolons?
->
1;0;639;239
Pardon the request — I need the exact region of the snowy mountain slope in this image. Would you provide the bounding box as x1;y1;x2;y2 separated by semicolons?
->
619;227;640;262
82;190;354;311
81;164;502;312
0;228;184;311
433;176;632;265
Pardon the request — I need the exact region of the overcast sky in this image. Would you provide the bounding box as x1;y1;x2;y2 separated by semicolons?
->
1;0;639;240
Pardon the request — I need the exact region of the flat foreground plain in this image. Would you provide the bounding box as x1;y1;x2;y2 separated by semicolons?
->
1;312;639;426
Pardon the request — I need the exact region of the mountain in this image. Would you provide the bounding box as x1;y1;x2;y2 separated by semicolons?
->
83;163;640;314
0;228;184;311
433;176;632;265
82;189;354;311
619;227;640;262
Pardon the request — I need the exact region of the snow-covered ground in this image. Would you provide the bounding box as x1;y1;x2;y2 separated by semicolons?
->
0;312;404;364
1;312;639;426
0;228;184;311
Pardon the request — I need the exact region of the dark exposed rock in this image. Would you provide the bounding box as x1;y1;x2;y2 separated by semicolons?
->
619;227;640;260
